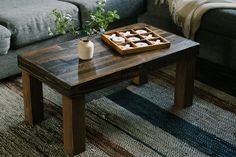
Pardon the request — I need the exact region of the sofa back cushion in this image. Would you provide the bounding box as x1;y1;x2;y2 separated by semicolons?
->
60;0;146;25
0;0;79;49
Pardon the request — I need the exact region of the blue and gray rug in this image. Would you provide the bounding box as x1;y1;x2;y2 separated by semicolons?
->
0;67;235;157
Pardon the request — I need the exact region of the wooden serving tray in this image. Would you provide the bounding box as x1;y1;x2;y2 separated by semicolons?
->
101;26;171;55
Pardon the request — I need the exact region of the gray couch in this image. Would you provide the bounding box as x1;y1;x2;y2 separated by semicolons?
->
1;0;235;81
0;0;146;80
139;1;236;71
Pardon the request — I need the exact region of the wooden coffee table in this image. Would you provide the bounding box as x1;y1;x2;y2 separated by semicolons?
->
18;23;199;156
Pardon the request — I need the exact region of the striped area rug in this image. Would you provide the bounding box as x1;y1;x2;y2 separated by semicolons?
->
0;66;235;157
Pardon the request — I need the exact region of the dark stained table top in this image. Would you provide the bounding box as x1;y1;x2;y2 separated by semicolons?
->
18;23;199;97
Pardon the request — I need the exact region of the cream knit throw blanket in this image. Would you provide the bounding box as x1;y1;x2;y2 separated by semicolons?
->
155;0;236;39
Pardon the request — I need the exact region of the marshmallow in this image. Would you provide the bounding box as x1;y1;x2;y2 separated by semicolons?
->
112;36;125;43
135;30;147;34
128;37;140;41
136;42;148;47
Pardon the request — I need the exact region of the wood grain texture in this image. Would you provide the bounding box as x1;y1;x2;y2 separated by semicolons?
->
22;71;44;125
63;95;86;155
132;65;148;86
18;23;199;99
18;23;199;155
175;52;197;108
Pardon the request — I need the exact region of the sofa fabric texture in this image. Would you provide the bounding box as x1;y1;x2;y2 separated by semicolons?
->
0;0;144;79
201;9;236;39
139;1;236;70
0;25;11;55
61;0;145;25
0;0;79;49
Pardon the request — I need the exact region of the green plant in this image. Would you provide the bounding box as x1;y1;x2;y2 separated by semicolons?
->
48;0;120;41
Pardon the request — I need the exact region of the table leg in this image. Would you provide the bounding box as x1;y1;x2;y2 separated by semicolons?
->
132;68;148;86
22;71;44;125
63;95;86;156
174;54;196;108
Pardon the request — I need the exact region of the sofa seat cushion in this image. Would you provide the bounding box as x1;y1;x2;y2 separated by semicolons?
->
0;25;11;55
0;0;79;48
201;9;236;39
61;0;145;25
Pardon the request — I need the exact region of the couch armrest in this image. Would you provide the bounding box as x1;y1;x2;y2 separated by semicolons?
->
0;25;11;55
